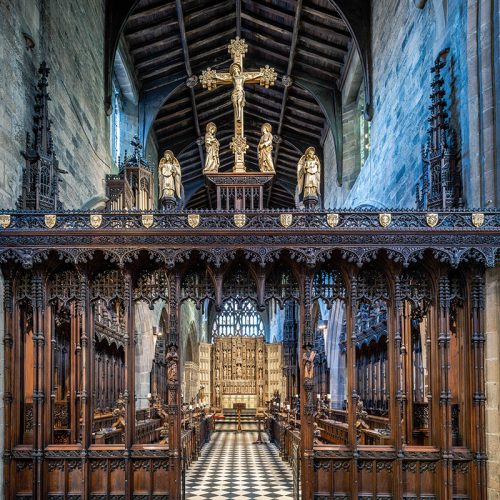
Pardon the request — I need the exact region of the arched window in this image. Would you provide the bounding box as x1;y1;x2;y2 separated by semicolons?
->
212;299;264;337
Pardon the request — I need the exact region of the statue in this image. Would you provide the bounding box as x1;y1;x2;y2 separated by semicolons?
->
258;122;275;173
166;346;179;383
203;122;220;173
296;146;321;208
112;393;126;430
159;150;182;208
303;348;316;380
199;37;277;172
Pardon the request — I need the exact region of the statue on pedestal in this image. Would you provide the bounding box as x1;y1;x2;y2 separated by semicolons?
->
203;122;220;173
296;147;321;209
159;150;183;209
258;122;275;173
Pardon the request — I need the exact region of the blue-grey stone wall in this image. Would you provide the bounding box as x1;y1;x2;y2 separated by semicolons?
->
341;0;469;209
0;0;111;210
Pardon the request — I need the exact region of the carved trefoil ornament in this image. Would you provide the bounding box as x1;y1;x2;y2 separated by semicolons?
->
187;214;200;228
45;214;57;228
379;213;392;227
280;214;293;228
90;214;102;228
141;214;154;228
471;213;484;228
326;213;339;227
426;213;439;227
0;214;11;228
234;214;246;228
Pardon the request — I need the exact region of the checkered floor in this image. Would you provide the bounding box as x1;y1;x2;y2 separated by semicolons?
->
185;424;294;499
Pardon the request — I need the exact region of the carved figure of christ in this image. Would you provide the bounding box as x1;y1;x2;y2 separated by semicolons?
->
199;37;277;172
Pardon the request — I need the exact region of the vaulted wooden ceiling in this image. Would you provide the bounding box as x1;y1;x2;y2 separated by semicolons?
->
123;0;356;208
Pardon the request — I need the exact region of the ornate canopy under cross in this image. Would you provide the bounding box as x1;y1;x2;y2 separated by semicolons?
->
199;37;277;173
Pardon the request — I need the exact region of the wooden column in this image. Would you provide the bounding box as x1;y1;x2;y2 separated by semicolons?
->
31;273;45;498
3;272;14;496
168;272;182;499
391;275;403;500
346;274;357;497
124;271;135;499
299;269;314;499
80;272;91;499
470;272;486;498
438;274;452;499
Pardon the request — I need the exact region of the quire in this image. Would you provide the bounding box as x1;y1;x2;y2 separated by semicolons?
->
0;4;499;500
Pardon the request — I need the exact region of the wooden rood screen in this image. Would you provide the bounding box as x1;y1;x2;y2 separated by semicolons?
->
0;208;498;499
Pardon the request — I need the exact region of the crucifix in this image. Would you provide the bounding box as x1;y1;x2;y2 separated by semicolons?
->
199;37;277;173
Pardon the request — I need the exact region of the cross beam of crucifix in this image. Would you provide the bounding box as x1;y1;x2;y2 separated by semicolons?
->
199;37;277;173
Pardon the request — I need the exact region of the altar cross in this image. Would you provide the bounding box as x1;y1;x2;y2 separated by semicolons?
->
199;37;277;173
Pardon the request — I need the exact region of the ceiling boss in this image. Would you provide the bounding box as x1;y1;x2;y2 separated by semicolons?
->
199;37;277;173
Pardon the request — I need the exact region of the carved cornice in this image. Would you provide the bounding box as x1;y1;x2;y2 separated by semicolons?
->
0;210;498;269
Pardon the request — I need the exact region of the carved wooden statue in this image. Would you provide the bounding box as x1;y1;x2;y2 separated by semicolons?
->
203;122;220;173
303;348;316;380
296;147;321;208
166;346;179;383
159;150;182;209
111;393;126;430
258;122;275;173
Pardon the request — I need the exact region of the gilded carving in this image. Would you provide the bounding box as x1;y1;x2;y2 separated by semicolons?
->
425;213;439;227
141;214;154;228
159;150;183;206
90;214;102;228
187;214;200;228
258;122;275;173
379;213;392;227
0;214;11;228
45;214;57;228
199;37;277;172
280;213;293;228
234;214;246;228
203;122;220;173
297;147;321;202
471;212;484;228
326;213;339;227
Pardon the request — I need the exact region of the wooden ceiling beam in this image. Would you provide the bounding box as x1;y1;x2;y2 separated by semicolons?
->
269;0;303;206
175;0;205;172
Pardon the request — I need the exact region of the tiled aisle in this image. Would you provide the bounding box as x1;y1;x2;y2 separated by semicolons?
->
185;428;294;499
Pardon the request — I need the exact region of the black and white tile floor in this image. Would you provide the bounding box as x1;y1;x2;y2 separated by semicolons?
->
185;426;294;499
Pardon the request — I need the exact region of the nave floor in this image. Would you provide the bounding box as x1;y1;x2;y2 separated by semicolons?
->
185;427;295;499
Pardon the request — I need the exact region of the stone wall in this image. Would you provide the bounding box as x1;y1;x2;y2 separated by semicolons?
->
486;268;500;499
330;0;469;210
0;0;111;210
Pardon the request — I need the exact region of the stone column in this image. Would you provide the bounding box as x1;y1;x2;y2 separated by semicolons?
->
466;0;500;207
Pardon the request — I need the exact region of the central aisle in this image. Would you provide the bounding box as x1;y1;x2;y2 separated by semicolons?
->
185;425;295;499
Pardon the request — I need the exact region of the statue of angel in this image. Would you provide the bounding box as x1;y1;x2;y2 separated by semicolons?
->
258;122;275;173
159;150;183;204
296;146;321;201
203;122;220;173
